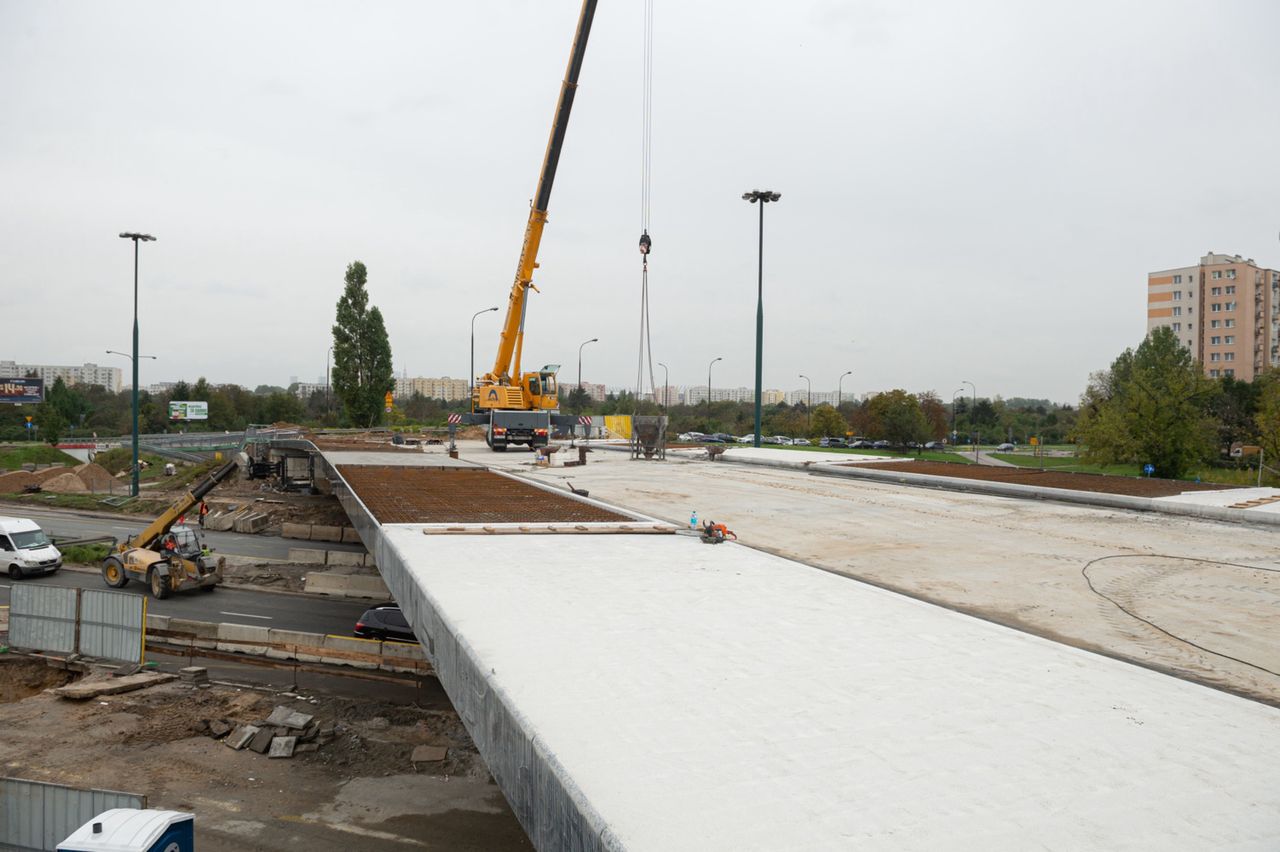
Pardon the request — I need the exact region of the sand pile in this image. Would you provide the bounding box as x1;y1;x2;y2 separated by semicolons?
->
0;470;37;493
29;466;73;485
73;463;116;492
39;472;89;494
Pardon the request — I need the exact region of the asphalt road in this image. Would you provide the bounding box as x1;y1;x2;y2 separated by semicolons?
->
0;568;373;635
0;505;364;560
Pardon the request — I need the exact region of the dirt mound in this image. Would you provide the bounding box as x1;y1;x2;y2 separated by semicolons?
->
0;470;36;493
73;463;117;492
29;466;73;485
39;472;88;493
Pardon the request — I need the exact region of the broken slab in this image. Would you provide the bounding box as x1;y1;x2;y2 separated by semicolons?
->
248;726;277;754
208;719;233;739
268;736;297;758
411;745;449;764
225;724;259;750
54;672;176;701
264;705;314;729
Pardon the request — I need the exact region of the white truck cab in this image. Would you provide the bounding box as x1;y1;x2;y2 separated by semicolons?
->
0;516;62;579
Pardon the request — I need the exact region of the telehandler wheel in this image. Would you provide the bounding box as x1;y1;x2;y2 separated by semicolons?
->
492;444;507;452
200;584;216;593
101;558;128;588
148;568;171;600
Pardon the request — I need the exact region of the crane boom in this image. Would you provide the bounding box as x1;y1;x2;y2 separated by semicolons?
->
484;0;598;387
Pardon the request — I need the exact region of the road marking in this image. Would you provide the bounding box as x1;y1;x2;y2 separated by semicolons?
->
220;611;272;620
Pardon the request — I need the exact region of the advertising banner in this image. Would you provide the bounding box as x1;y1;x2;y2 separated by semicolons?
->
168;400;209;421
0;377;44;404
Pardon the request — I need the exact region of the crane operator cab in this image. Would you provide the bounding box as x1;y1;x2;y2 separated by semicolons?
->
524;365;560;410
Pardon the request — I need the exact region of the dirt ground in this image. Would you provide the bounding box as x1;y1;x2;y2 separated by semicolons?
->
857;459;1239;497
469;442;1280;707
0;656;531;851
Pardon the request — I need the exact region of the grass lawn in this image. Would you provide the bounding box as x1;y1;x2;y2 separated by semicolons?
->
766;443;975;464
989;453;1267;487
0;493;170;515
0;444;82;470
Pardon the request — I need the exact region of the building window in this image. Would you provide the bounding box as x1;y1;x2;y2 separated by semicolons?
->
1211;336;1221;345
1225;335;1235;344
1210;353;1221;362
1225;352;1235;361
1211;320;1221;328
1172;291;1183;301
1210;369;1220;378
1173;306;1182;316
1172;322;1181;332
1225;285;1235;294
1226;319;1236;328
1227;270;1236;279
1174;274;1182;283
1212;304;1221;312
1225;301;1237;311
1211;287;1222;296
1225;369;1235;377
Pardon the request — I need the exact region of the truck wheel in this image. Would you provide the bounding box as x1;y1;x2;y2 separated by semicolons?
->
148;569;171;600
101;558;128;588
200;584;216;593
8;565;22;580
492;444;507;452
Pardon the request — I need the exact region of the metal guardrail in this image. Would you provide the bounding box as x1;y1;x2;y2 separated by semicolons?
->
0;777;145;851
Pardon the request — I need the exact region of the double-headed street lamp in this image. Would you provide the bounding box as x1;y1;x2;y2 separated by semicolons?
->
707;356;722;416
118;232;155;498
837;370;852;408
470;306;499;408
742;189;781;447
106;349;156;497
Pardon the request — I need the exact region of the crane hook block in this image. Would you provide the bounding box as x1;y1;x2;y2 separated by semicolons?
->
638;231;652;255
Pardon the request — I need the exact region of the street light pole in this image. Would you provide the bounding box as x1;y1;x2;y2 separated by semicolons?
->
577;337;598;395
707;356;722;419
118;232;155;498
837;370;852;409
657;361;669;410
470;306;498;411
951;387;965;446
799;373;812;433
106;349;156;496
326;345;334;417
963;380;977;460
742;190;781;448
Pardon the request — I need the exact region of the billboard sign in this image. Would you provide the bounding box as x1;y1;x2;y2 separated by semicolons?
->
168;400;209;421
0;377;44;404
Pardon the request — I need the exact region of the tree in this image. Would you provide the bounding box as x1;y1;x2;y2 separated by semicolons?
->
332;261;395;427
866;390;930;447
809;404;847;440
1074;326;1214;478
917;392;948;440
36;403;67;445
1253;370;1280;463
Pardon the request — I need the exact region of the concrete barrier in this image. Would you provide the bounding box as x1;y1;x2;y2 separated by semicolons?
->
205;512;236;532
310;525;343;543
341;527;362;544
265;628;326;663
288;547;329;565
304;573;350;596
281;522;312;541
346;575;389;598
144;614;170;632
215;623;271;655
380;640;427;673
322;635;380;669
233;512;270;534
167;617;218;649
326;550;364;568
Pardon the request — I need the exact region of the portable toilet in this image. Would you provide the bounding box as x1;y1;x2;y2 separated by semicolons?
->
58;809;193;852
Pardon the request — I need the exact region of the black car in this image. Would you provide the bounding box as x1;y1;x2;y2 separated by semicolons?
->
354;604;417;643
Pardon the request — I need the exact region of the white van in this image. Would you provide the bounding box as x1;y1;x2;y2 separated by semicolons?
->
0;517;62;579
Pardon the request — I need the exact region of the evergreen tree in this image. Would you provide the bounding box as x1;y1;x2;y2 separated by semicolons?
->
332;261;395;427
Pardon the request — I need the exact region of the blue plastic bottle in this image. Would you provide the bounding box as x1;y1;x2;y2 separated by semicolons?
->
690;510;697;529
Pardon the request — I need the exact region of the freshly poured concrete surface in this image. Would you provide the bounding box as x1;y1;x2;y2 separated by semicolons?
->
1157;486;1280;512
466;443;1280;705
382;528;1280;850
320;449;477;468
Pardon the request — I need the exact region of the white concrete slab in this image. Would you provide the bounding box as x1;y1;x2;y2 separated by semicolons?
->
382;528;1280;851
1157;486;1280;512
321;450;478;468
669;446;903;466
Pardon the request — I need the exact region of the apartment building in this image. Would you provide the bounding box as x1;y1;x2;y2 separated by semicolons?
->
393;376;470;402
0;360;123;393
1148;252;1280;381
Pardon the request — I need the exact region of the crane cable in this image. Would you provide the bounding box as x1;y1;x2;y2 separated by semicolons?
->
635;0;657;408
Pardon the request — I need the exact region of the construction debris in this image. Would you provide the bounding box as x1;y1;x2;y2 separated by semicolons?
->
411;744;449;765
54;671;176;701
264;704;314;729
178;666;210;688
268;735;298;758
225;724;260;750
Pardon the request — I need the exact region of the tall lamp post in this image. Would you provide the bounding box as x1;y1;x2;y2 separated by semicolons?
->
836;370;852;408
963;380;977;460
742;189;781;447
799;373;812;433
106;349;156;497
326;345;334;418
707;356;722;418
470;307;498;410
118;232;155;498
951;387;965;445
657;361;669;409
577;337;598;394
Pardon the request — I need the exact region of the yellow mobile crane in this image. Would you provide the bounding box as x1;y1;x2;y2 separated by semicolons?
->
100;456;240;599
466;0;597;451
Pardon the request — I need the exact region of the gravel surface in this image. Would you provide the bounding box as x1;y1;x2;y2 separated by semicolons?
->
854;459;1237;498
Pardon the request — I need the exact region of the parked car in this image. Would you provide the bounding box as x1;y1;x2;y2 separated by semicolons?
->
849;439;875;449
354;604;417;643
792;438;812;446
872;440;891;449
0;517;62;580
763;435;785;445
711;433;736;443
924;441;946;450
995;442;1016;452
819;437;846;448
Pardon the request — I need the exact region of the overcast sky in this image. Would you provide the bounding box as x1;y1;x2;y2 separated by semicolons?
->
2;1;1278;404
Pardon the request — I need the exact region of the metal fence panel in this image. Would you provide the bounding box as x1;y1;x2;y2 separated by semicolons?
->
79;591;144;664
7;586;76;655
0;777;145;851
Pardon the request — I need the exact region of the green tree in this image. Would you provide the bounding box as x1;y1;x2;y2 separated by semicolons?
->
36;403;67;444
1253;370;1280;463
1074;326;1214;478
866;389;929;447
809;404;847;440
332;261;394;428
